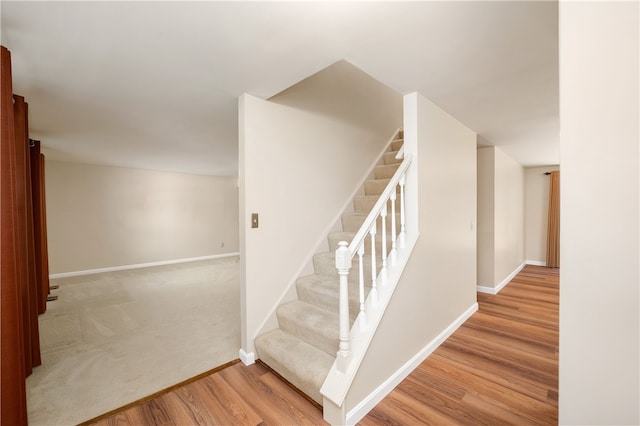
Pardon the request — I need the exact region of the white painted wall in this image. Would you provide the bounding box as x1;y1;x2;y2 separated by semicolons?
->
559;2;639;424
45;161;239;274
477;147;495;286
342;92;477;416
493;147;525;285
476;146;525;289
239;61;402;353
524;165;559;265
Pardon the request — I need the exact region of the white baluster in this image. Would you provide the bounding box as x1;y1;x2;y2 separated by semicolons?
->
399;173;406;248
357;244;366;331
335;241;352;372
389;190;398;265
369;222;378;307
380;202;388;284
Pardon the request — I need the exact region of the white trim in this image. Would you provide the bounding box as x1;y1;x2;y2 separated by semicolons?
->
239;349;255;366
345;302;479;425
476;262;526;295
496;262;526;292
49;252;240;279
526;260;546;267
476;285;498;295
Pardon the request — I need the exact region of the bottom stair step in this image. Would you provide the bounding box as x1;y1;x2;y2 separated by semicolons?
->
255;329;334;405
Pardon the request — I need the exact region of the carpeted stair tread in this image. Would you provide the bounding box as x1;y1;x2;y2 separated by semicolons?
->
327;231;355;249
353;195;378;213
342;212;395;233
328;231;394;253
296;274;368;321
327;232;355;253
254;329;334;405
375;163;400;179
391;138;403;151
313;251;382;279
364;179;401;196
277;300;339;356
354;194;401;214
383;151;403;165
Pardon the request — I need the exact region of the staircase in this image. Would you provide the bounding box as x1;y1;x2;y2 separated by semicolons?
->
254;134;404;405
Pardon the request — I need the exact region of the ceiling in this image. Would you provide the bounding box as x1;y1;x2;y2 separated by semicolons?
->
1;1;558;176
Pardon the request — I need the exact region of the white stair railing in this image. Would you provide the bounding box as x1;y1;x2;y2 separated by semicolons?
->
334;152;412;373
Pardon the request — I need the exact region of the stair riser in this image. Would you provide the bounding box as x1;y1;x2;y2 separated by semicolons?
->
313;254;382;284
383;151;403;165
296;277;367;322
254;331;332;405
354;196;402;214
374;164;400;180
391;139;403;151
277;305;338;356
364;179;402;196
297;290;362;323
342;213;395;233
254;349;323;404
328;232;394;254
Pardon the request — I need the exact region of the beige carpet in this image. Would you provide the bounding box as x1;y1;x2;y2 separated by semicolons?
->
26;256;240;426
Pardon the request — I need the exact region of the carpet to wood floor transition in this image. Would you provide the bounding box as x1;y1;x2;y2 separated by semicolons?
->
26;257;241;426
87;264;558;426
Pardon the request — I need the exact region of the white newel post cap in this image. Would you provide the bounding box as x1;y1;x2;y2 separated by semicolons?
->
335;241;352;272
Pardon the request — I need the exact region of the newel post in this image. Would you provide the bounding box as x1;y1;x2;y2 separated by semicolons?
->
335;241;353;372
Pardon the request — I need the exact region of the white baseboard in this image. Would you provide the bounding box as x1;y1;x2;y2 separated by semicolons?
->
476;262;526;295
239;349;255;366
346;302;479;425
49;252;240;279
476;285;497;295
526;260;546;266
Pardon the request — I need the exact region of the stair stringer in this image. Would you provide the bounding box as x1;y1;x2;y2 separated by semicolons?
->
250;129;403;349
320;231;419;416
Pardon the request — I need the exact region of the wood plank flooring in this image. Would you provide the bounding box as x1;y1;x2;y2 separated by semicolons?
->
86;360;325;426
86;265;558;425
361;265;559;425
